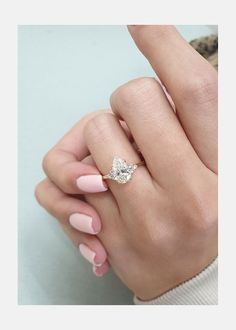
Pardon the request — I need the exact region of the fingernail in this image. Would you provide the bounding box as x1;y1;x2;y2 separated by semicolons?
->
79;244;102;266
76;175;107;193
93;262;110;277
69;213;100;234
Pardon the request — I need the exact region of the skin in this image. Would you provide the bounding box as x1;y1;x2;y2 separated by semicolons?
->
35;26;217;300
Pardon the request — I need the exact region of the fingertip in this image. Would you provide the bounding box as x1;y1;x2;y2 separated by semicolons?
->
76;175;108;193
94;246;107;266
93;261;110;277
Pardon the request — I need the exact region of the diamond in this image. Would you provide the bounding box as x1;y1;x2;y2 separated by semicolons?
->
107;157;137;184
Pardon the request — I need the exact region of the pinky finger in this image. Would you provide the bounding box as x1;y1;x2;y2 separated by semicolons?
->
93;261;110;277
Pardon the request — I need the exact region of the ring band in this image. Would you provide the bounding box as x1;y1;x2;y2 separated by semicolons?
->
102;157;145;184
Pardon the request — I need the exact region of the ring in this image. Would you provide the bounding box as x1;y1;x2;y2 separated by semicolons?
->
102;156;145;184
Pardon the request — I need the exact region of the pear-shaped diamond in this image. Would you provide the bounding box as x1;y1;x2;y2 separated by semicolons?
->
107;157;137;184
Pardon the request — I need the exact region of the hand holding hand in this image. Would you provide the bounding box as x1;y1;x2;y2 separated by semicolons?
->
35;26;217;300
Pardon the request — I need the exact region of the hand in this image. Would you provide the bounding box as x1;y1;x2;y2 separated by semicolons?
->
84;26;217;300
35;25;217;300
35;110;113;273
35;110;132;274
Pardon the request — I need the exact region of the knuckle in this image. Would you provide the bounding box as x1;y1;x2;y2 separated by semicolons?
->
186;188;217;234
59;163;77;193
192;207;216;234
134;217;169;255
34;180;47;205
80;109;111;124
130;195;164;247
182;71;218;106
42;150;52;174
35;179;64;221
84;112;116;143
43;150;77;194
111;77;158;109
34;183;41;204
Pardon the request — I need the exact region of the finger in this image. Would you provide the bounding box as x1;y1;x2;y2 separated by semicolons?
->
35;177;103;234
83;112;153;207
43;148;108;194
81;154;129;237
128;25;217;173
93;261;110;277
111;78;204;188
35;178;108;266
43;110;133;195
42;110;110;194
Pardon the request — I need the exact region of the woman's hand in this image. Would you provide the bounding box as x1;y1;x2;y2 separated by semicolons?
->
84;26;217;300
35;110;132;274
35;25;217;300
35;111;113;273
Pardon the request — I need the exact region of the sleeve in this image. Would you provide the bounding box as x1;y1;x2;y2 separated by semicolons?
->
134;258;218;305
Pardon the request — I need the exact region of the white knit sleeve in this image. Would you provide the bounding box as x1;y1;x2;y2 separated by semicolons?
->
134;258;218;305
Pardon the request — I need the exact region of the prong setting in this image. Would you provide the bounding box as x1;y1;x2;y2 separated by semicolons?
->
105;157;138;184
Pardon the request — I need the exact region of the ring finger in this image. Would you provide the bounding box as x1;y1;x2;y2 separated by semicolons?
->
83;112;154;208
110;77;206;189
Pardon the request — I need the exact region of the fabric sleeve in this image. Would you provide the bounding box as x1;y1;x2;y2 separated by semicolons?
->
134;258;218;305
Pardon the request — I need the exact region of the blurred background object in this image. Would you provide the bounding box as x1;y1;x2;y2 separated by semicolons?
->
190;34;218;70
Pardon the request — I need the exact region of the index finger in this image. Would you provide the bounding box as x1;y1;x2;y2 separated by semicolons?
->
128;25;218;173
42;110;132;194
42;110;109;194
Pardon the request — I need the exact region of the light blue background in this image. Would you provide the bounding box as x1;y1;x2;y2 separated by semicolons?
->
18;25;214;305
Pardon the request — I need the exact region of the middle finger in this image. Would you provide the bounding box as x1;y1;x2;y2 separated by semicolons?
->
110;77;204;188
84;112;154;207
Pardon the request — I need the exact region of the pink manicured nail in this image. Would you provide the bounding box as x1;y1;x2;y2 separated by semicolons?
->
79;244;102;266
69;213;100;234
93;262;110;277
76;175;107;193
